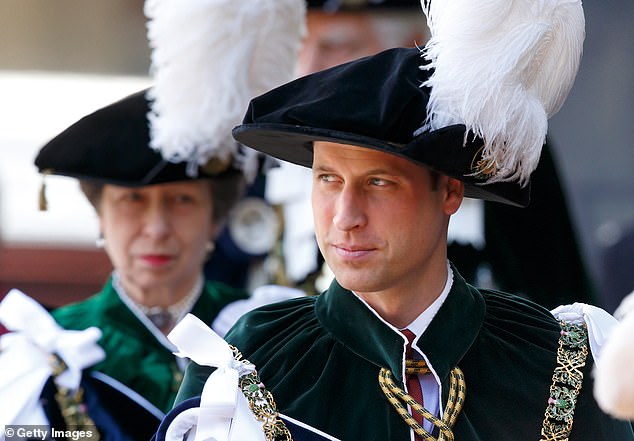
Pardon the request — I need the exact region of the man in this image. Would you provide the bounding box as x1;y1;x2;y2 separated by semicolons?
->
266;0;426;292
269;0;597;309
167;0;634;439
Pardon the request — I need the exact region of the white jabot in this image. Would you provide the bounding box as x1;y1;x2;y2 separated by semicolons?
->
550;302;619;366
0;289;104;426
166;314;265;441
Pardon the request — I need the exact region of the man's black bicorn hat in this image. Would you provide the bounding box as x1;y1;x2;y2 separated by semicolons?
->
234;48;529;207
234;0;585;208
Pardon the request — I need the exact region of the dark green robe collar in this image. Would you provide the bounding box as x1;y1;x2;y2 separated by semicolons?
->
315;264;485;383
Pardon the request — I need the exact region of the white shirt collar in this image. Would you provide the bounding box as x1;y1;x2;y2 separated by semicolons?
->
352;261;454;341
402;262;454;341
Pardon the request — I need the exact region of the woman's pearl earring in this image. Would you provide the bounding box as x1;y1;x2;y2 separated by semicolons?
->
205;241;215;253
96;234;105;249
205;240;216;254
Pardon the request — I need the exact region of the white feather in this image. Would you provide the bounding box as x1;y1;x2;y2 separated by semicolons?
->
145;0;306;181
419;0;584;185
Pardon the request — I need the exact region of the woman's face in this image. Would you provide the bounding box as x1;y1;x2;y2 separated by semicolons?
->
98;180;216;301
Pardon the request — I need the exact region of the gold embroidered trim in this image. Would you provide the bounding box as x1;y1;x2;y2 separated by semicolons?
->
540;321;588;441
230;345;293;441
379;359;465;441
49;354;101;440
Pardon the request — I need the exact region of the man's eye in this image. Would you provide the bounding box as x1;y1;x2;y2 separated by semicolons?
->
174;194;195;204
318;174;337;183
369;177;388;186
123;192;143;202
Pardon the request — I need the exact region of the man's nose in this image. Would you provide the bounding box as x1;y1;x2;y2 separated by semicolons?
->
332;186;366;231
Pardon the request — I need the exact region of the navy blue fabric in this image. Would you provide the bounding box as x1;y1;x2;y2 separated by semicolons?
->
40;372;162;441
153;397;200;441
153;397;338;441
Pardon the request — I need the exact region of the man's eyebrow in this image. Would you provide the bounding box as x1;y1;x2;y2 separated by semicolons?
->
313;164;400;175
312;164;334;173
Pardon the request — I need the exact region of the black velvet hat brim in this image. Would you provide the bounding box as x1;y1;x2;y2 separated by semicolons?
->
34;90;222;187
233;122;529;207
232;47;530;208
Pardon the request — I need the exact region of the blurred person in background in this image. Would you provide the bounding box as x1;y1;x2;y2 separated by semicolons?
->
34;90;250;413
0;0;305;436
268;0;597;309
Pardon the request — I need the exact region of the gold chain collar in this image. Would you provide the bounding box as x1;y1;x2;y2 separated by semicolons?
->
540;321;588;441
229;345;293;441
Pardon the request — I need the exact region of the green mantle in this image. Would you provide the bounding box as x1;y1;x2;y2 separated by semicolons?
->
53;277;247;413
177;266;633;440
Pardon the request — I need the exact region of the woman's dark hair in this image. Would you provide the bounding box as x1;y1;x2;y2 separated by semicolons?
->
208;169;246;224
79;180;104;211
78;170;246;225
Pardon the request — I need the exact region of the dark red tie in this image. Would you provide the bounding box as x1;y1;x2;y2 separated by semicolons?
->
403;328;425;439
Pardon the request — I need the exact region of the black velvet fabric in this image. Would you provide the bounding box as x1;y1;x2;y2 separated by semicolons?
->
233;47;529;207
34;90;233;187
482;143;598;308
176;266;633;441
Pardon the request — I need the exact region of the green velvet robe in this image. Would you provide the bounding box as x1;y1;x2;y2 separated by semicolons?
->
53;277;247;413
176;267;633;440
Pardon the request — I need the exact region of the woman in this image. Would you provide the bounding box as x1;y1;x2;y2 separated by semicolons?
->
1;1;306;436
34;89;249;414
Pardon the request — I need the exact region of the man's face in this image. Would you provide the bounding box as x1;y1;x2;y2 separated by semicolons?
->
311;141;463;296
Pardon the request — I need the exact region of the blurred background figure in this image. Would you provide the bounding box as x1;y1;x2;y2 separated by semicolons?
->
34;90;250;412
0;0;305;436
266;0;598;309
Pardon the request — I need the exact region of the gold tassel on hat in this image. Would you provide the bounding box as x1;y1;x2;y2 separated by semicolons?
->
38;169;52;211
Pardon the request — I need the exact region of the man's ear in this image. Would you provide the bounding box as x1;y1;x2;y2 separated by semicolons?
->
443;177;464;216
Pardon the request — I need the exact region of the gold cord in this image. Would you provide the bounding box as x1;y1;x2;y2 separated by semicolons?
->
379;360;465;441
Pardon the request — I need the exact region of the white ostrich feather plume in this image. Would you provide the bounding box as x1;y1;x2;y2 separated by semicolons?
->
419;0;585;185
145;0;306;181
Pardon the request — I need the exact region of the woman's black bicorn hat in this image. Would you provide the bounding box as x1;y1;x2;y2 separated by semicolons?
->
34;0;306;188
34;90;200;187
234;0;586;208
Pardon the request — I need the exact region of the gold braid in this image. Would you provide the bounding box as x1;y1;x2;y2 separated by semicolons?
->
379;359;465;441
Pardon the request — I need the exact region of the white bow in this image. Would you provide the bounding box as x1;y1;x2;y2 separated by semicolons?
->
167;314;265;441
551;302;618;366
0;289;104;427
